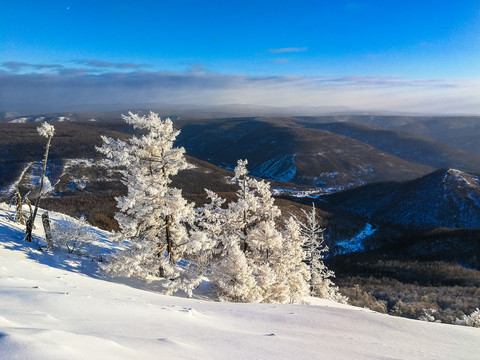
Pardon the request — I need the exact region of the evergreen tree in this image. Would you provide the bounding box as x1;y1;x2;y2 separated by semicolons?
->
298;204;346;302
209;160;309;303
280;217;311;303
97;111;198;294
189;189;226;276
212;233;261;302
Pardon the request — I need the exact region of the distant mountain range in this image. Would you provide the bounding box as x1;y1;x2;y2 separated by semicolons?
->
175;117;480;189
292;115;480;156
1;114;480;273
174;118;433;189
0;105;357;123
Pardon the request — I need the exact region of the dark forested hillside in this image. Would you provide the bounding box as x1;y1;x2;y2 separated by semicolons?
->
175;118;433;189
297;121;480;174
324;168;480;229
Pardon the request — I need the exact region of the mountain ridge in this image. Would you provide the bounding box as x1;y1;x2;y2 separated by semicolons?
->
325;168;480;229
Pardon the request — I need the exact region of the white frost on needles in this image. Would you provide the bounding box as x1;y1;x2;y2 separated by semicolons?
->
37;122;55;138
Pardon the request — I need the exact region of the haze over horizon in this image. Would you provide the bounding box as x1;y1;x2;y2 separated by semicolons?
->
1;1;479;115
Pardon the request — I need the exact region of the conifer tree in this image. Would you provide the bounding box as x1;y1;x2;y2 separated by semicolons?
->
280;217;311;303
209;160;310;303
189;189;226;275
97;111;198;293
212;233;261;302
298;204;346;302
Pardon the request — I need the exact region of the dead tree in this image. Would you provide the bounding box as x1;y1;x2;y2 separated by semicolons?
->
42;212;53;248
25;123;55;242
13;188;25;224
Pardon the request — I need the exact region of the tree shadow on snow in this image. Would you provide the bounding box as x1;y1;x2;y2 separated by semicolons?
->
0;209;215;300
0;211;106;278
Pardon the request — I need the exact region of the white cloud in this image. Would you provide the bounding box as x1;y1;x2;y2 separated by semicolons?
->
74;59;152;69
0;66;478;115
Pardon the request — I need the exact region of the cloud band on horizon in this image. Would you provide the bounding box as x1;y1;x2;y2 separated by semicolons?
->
0;61;478;115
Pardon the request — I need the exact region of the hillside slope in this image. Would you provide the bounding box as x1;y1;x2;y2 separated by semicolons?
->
325;168;480;229
1;206;479;360
301;121;480;174
175;118;433;189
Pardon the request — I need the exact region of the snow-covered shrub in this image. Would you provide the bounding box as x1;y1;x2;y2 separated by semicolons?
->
390;300;422;319
455;308;480;327
419;308;441;323
50;216;98;254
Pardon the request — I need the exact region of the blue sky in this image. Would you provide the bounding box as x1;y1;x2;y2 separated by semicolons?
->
1;0;479;114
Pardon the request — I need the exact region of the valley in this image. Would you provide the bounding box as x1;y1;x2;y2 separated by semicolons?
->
0;112;479;324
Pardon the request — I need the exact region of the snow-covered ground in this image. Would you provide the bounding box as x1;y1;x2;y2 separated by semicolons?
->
8;116;70;123
0;204;479;360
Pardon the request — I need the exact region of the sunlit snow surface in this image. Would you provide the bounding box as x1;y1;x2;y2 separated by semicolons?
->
446;169;480;208
8;116;70;123
0;203;479;360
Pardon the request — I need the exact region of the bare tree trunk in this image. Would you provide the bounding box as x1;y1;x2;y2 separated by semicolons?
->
241;175;248;253
42;211;53;248
242;209;248;252
165;214;174;264
25;134;53;242
158;214;174;277
14;188;25;224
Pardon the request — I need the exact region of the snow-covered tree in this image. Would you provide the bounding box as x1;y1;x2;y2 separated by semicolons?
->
189;189;226;275
25;122;55;242
97;111;198;294
209;160;310;303
280;217;311;303
298;204;346;302
212;233;261;302
227;160;281;253
419;308;441;323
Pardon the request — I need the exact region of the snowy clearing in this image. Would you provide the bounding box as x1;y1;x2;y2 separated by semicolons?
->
0;205;479;360
335;223;377;255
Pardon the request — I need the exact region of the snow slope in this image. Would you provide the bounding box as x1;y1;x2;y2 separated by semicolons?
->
0;205;479;360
